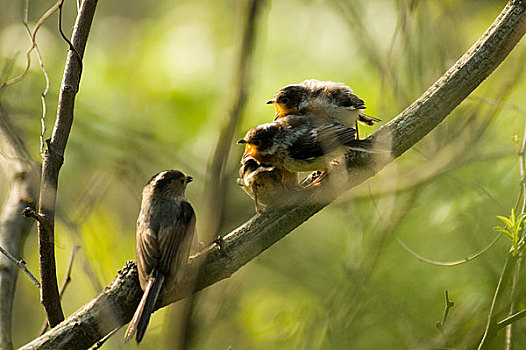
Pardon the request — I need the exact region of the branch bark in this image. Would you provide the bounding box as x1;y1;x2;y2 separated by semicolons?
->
0;104;39;350
36;0;98;327
20;1;526;348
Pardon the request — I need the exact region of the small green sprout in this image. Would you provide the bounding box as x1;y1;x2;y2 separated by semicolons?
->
494;209;526;256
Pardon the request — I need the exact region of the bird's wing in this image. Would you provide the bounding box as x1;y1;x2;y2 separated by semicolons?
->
156;200;196;276
332;90;366;110
136;224;161;284
288;124;357;160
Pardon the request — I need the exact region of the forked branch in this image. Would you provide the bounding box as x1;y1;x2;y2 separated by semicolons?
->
36;0;98;328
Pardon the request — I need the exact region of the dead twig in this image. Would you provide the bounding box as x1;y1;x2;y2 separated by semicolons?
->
0;245;40;289
0;0;64;89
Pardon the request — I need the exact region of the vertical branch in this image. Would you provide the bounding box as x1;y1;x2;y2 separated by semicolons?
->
39;246;80;335
179;2;266;347
504;126;526;349
37;0;98;327
203;0;266;240
518;125;526;214
0;104;39;350
479;123;526;350
478;254;517;349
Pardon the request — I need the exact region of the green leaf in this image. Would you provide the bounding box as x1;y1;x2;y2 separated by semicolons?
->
496;215;513;229
493;226;514;239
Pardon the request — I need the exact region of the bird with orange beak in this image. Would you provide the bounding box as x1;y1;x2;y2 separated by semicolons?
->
267;79;380;138
238;114;373;185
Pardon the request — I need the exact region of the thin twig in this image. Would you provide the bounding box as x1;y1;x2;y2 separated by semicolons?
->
436;290;455;347
59;246;79;298
478;253;517;349
91;328;120;349
469;95;526;116
503;125;526;349
57;0;83;72
21;0;50;155
504;259;521;350
436;290;455;329
498;308;526;330
0;245;40;289
0;0;64;89
518;125;526;214
395;234;503;266
22;207;49;230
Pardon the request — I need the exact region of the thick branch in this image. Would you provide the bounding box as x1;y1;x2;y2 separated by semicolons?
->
37;0;98;327
0;105;39;349
20;1;526;348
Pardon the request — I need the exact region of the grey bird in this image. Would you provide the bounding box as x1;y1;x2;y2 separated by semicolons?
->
124;170;196;344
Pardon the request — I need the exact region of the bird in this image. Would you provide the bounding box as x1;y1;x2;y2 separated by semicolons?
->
267;79;380;139
124;170;196;344
266;83;311;120
237;156;299;213
238;114;373;185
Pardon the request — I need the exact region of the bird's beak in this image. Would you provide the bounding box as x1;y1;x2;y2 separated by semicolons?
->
186;176;193;184
237;139;247;144
242;144;257;159
273;105;285;120
266;99;285;119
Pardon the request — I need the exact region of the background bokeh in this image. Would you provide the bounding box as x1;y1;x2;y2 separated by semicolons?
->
1;0;525;349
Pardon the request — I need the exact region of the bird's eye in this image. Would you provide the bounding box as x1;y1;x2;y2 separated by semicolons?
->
253;139;261;147
280;97;289;105
180;179;185;184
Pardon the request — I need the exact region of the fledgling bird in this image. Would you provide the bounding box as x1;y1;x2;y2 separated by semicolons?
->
237;156;298;213
267;79;380;138
238;114;373;185
124;170;196;344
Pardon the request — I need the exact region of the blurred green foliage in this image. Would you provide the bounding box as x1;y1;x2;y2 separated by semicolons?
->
1;0;525;349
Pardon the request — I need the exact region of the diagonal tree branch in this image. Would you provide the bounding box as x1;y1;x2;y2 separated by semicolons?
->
19;1;526;349
36;0;98;328
0;244;40;289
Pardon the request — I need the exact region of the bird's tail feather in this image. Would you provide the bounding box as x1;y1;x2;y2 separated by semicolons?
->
345;138;391;154
358;113;381;125
124;271;165;343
